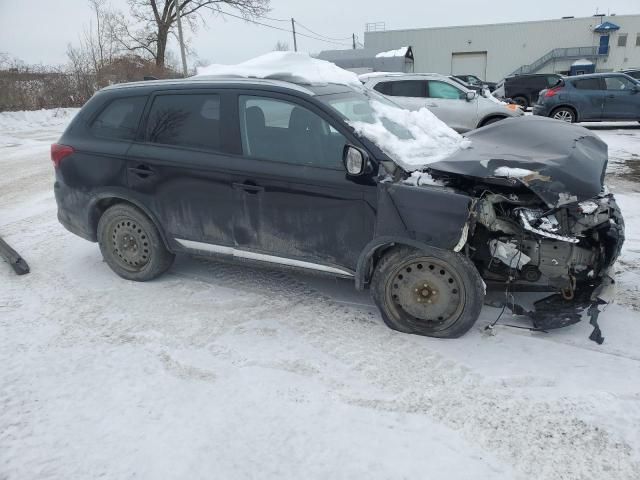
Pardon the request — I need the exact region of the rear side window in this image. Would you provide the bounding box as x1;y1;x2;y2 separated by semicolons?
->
145;94;221;151
572;78;602;90
375;80;426;97
91;96;147;140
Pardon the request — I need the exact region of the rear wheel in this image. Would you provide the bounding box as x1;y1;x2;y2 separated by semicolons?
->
97;204;174;281
512;95;529;109
371;246;485;338
551;107;576;123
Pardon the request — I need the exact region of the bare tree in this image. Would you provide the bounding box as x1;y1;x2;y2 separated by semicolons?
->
118;0;270;68
273;41;289;51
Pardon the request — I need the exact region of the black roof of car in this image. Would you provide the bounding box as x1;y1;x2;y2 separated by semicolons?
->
99;76;355;97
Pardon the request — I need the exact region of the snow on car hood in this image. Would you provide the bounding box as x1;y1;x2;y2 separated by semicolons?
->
195;51;362;87
427;116;608;208
348;101;470;171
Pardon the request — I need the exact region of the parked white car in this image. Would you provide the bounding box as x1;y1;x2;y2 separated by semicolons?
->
360;73;523;133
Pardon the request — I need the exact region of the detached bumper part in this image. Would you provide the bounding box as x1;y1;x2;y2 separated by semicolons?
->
0;235;30;275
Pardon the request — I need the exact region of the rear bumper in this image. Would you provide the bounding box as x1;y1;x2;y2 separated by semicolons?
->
532;104;551;116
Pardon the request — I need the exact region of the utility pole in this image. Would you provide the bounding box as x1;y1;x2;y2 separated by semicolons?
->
352;33;356;49
176;0;188;76
291;18;298;52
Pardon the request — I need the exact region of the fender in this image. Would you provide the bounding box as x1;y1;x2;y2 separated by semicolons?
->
354;183;472;290
87;188;172;250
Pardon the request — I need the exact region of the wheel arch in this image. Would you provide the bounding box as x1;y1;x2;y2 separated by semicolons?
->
355;237;449;291
88;193;171;250
477;114;508;128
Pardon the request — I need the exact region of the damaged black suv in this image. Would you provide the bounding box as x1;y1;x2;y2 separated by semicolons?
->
53;77;624;339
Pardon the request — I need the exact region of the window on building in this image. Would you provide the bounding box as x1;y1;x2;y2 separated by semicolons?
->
238;96;346;169
636;33;640;46
572;78;602;90
427;81;464;99
91;96;147;140
618;34;628;47
145;94;222;151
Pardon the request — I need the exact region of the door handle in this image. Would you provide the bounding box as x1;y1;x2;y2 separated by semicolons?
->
232;182;264;194
128;164;155;178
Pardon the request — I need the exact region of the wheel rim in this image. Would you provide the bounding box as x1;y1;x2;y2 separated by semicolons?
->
110;218;151;271
553;110;573;122
385;257;466;332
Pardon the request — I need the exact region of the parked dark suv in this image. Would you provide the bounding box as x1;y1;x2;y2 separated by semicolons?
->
494;73;563;109
53;77;623;339
533;73;640;123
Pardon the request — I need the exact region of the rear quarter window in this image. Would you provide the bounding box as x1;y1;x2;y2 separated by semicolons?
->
90;96;147;140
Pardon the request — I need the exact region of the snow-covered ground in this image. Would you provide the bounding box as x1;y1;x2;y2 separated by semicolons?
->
1;110;640;480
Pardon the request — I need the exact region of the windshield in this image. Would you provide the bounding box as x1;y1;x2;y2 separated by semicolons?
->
319;90;413;140
316;88;469;171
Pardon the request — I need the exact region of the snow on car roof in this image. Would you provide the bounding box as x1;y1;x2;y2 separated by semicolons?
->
196;51;362;88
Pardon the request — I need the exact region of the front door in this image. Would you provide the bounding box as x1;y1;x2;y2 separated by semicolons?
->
232;93;376;272
599;35;610;55
426;80;477;132
602;76;640;120
126;90;239;249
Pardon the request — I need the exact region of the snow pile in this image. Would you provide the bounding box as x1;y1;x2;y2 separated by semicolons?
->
0;108;78;131
404;171;443;187
349;101;470;171
375;47;410;58
494;166;536;179
196;51;361;87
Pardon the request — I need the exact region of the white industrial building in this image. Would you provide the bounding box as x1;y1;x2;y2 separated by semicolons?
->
361;14;640;81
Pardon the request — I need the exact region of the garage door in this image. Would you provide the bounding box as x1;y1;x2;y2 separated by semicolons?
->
451;52;488;80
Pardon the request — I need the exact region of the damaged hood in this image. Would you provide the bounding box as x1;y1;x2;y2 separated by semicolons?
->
427;116;608;208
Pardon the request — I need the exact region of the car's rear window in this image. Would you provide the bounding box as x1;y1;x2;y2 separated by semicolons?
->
572;78;602;90
145;94;222;151
91;96;147;140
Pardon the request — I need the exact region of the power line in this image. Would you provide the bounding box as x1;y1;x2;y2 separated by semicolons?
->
293;19;353;41
217;10;353;48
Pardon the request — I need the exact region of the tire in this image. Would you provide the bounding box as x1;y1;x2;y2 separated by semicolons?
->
371;246;485;338
512;96;529;109
551;107;576;123
480;116;505;127
97;203;174;281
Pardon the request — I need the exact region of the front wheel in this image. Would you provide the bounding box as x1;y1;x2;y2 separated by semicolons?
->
97;203;175;281
371;246;485;338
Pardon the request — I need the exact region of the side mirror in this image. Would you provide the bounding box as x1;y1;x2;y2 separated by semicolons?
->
343;145;369;176
465;91;477;101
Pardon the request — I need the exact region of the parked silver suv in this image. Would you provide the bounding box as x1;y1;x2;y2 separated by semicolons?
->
360;73;523;132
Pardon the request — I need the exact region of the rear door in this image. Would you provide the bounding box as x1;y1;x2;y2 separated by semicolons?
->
126;89;241;250
231;92;375;272
602;76;640;120
426;80;476;132
570;77;605;121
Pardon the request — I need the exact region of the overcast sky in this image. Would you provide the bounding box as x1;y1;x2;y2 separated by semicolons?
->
1;0;638;68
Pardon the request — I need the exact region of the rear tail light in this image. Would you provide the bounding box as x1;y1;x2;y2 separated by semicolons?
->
51;144;75;168
544;86;562;98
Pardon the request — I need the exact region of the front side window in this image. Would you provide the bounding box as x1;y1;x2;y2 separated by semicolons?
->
618;34;628;47
91;96;147;140
145;94;221;151
239;96;346;169
572;78;602;90
428;81;463;99
604;76;636;91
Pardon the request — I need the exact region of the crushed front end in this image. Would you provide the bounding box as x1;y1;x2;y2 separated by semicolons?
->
424;116;626;341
